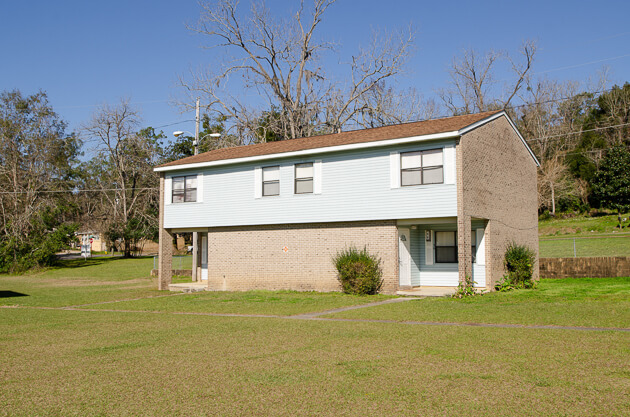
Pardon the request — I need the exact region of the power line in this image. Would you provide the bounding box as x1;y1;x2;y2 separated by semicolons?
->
525;121;630;143
533;53;630;75
55;99;171;110
152;119;194;129
0;187;158;195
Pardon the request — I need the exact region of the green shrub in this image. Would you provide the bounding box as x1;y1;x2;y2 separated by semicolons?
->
495;243;537;291
333;246;383;295
452;274;482;298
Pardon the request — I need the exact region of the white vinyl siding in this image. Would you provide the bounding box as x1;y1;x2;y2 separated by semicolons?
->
196;173;204;203
164;139;458;228
313;160;322;194
254;167;262;198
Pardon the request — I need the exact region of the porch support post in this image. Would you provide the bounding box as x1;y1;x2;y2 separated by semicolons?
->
457;215;472;283
455;139;472;283
158;174;172;290
192;232;198;282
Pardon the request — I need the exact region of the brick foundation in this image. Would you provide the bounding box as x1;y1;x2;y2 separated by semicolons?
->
204;220;399;294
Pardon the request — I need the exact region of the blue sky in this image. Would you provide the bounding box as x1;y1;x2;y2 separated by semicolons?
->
1;0;629;144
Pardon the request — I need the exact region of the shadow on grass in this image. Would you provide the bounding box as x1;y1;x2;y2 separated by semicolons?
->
0;290;28;298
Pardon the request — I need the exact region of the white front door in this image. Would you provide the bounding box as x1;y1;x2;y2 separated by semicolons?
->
398;228;411;287
201;234;208;281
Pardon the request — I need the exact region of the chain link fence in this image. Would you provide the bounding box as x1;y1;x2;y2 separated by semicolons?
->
539;234;630;258
153;255;193;270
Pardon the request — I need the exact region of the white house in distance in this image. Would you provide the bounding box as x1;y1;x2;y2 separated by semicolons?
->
154;110;539;294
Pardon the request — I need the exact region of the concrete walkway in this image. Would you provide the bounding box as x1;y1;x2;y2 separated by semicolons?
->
397;287;458;297
168;282;207;293
289;297;420;319
4;304;629;333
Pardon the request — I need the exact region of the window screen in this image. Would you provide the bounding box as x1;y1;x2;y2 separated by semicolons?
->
435;231;457;263
172;175;197;203
294;162;313;194
262;166;280;196
401;149;444;186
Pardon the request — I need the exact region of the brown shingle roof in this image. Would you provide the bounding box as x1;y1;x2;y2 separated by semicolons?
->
157;110;501;169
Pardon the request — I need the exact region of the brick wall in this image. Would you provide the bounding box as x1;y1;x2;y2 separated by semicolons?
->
459;116;539;287
540;257;630;279
204;220;399;294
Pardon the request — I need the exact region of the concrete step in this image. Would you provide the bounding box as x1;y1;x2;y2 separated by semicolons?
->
168;283;207;293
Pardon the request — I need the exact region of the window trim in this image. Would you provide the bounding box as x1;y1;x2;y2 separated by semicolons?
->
294;162;314;194
400;149;444;187
171;175;197;203
262;165;280;197
434;230;458;264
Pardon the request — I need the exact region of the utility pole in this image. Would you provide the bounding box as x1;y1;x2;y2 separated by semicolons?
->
192;97;200;281
194;97;200;155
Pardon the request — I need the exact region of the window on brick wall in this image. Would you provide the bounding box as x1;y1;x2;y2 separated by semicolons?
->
401;149;443;186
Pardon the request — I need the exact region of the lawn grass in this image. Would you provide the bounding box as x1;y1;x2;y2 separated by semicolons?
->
0;257;160;307
78;289;394;316
1;308;628;416
1;259;629;415
538;213;630;237
328;277;630;328
539;235;630;257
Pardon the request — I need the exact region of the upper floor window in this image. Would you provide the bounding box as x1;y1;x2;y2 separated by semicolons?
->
172;175;197;203
295;162;313;194
400;149;443;186
262;166;280;196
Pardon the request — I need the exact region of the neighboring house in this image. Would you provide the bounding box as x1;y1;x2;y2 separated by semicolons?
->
75;231;105;252
154;110;539;294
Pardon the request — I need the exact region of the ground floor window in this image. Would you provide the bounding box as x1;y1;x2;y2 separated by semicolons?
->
435;231;457;263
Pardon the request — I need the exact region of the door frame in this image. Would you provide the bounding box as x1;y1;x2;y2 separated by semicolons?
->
200;233;208;281
398;227;411;287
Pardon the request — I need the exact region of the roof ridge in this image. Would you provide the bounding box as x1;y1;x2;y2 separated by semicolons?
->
157;110;503;169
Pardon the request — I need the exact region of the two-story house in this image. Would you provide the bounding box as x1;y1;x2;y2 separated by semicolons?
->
154;110;539;294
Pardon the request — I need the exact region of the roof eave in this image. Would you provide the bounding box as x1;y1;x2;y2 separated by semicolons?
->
154;130;461;173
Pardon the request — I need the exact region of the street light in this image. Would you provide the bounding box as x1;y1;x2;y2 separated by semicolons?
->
172;131;221;155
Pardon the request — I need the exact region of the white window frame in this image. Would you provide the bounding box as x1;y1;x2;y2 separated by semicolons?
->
262;165;280;197
171;175;198;203
294;162;314;194
434;230;458;264
400;149;444;187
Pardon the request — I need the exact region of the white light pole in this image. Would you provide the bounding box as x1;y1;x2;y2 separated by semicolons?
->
172;100;221;283
172;132;221;155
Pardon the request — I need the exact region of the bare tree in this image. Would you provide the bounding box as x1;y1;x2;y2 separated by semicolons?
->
82;100;160;256
180;0;417;141
538;155;574;216
438;40;537;115
344;82;439;129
